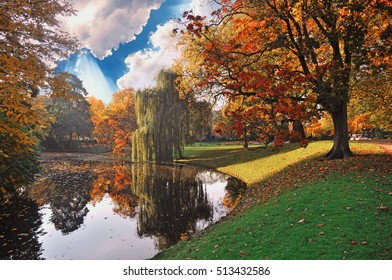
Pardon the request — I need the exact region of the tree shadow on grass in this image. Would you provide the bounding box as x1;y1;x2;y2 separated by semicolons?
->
180;142;304;170
179;141;387;185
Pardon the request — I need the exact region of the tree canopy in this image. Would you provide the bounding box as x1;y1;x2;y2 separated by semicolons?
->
1;0;78;193
175;0;392;159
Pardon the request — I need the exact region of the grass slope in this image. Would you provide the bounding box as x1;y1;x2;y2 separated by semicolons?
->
154;141;391;260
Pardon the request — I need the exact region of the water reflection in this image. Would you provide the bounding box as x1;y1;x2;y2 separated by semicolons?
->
0;160;246;259
132;164;214;250
0;192;44;259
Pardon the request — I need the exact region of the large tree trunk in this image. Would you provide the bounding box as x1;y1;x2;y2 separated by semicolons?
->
326;101;354;159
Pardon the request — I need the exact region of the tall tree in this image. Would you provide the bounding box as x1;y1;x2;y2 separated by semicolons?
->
132;70;186;163
107;88;138;156
176;0;392;159
0;0;77;192
88;89;138;156
88;96;111;143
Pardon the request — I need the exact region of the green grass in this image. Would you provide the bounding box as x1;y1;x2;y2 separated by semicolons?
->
179;141;383;185
154;140;391;260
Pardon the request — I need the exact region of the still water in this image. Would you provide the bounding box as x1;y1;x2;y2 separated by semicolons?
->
0;159;245;260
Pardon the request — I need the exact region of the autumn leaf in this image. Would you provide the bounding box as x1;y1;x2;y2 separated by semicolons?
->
378;205;388;211
298;218;305;224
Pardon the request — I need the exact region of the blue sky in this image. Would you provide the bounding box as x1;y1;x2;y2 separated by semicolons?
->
57;0;214;103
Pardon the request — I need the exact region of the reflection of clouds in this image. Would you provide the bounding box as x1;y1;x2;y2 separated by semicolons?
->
195;170;228;184
14;160;241;259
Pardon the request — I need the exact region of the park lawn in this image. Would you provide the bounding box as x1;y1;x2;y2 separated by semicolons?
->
179;141;384;185
154;141;392;259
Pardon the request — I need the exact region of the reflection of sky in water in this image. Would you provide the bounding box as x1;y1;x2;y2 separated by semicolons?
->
38;195;156;260
35;169;233;260
195;172;228;231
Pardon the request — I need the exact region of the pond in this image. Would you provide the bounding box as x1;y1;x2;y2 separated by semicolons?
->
0;155;246;260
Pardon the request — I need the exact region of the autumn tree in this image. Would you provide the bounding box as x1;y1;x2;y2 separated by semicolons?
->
175;6;316;149
176;0;392;159
0;0;77;192
348;68;392;136
88;89;138;156
88;96;111;143
107;88;138;156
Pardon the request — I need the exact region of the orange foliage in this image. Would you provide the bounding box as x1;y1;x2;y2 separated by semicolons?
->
88;89;137;156
348;113;372;134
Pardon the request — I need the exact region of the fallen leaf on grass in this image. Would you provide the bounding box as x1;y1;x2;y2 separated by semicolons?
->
351;240;357;245
298;218;305;224
378;205;388;211
361;241;368;245
239;251;248;255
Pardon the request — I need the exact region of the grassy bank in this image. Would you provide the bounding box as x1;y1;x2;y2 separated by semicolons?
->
154;141;392;259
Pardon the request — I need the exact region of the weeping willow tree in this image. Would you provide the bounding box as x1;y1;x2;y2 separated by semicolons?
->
132;70;186;163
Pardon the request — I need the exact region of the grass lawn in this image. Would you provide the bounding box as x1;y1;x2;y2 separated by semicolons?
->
154;140;392;260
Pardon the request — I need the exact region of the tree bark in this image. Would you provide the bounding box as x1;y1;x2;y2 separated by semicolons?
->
326;101;354;159
242;125;249;148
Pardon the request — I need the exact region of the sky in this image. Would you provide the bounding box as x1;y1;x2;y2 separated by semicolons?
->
56;0;215;104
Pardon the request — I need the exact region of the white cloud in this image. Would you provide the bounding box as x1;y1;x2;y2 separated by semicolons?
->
117;0;217;90
62;0;164;59
187;0;216;18
117;21;180;90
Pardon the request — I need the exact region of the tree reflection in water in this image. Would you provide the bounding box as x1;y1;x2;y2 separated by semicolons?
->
30;170;94;234
132;163;215;250
90;162;138;218
2;159;246;259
